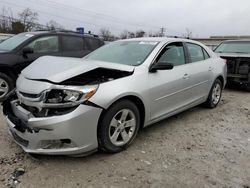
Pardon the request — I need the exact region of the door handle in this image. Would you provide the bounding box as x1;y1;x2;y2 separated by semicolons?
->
209;67;214;71
183;73;189;79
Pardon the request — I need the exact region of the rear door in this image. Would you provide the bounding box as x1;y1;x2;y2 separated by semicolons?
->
184;42;213;102
149;42;192;121
62;35;89;57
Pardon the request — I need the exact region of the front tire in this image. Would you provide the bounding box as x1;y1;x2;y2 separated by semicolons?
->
98;100;140;153
204;79;222;108
0;73;14;102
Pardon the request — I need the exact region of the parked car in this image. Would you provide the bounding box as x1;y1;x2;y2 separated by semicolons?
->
0;30;104;101
214;40;250;90
0;33;14;43
2;38;227;156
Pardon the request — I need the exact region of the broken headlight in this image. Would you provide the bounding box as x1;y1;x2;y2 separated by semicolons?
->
45;85;98;104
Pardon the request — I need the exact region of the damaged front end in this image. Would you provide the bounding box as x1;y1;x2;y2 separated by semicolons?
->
7;67;133;118
2;66;133;155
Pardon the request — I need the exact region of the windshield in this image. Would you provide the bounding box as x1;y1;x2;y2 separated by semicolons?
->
215;41;250;54
0;33;34;51
85;41;158;66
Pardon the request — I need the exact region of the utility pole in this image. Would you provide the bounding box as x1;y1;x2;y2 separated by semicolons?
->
160;27;166;37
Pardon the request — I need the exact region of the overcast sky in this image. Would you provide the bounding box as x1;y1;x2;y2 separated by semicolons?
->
0;0;250;37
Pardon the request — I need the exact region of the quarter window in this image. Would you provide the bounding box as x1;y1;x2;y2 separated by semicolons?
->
26;36;59;53
186;43;205;63
62;36;85;51
85;38;100;50
156;42;185;66
203;49;210;59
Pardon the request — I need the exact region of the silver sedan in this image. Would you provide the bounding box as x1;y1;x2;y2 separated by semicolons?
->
2;38;227;156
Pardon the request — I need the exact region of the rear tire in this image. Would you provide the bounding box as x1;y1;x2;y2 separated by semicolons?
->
204;79;222;108
0;73;14;102
246;85;250;92
98;100;140;153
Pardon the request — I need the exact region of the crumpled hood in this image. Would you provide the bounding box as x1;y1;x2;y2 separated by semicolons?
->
22;56;135;83
217;52;250;58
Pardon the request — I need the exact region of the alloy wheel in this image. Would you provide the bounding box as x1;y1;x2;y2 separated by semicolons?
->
109;109;137;146
212;83;221;105
0;78;9;98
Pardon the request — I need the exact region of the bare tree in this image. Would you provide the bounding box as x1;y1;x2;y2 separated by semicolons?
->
0;7;13;33
128;32;135;38
46;20;64;30
183;28;193;38
148;31;161;37
119;30;129;39
11;21;25;34
148;32;154;37
18;8;38;31
135;30;145;38
99;27;114;41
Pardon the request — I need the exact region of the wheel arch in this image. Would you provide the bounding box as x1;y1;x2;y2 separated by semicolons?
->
97;95;146;132
216;75;225;88
0;66;17;81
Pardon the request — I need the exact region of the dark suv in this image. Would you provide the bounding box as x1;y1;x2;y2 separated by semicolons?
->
0;31;104;101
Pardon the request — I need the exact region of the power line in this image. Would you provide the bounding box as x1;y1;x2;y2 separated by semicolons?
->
39;0;159;30
26;0;162;31
0;0;124;32
38;0;182;35
0;0;182;35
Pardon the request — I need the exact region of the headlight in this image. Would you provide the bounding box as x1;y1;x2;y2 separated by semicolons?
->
46;85;98;104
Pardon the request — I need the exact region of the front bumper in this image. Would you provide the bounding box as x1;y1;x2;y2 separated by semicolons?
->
3;98;103;155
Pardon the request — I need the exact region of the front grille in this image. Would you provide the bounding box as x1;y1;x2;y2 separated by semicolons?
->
10;129;29;147
19;92;41;99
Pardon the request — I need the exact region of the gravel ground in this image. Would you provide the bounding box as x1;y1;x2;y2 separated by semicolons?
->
0;88;249;188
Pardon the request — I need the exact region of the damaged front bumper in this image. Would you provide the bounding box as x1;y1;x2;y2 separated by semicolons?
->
2;91;103;155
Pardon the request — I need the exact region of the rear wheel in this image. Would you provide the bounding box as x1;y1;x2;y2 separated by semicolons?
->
246;85;250;92
246;73;250;91
0;73;14;102
204;79;222;108
98;100;140;153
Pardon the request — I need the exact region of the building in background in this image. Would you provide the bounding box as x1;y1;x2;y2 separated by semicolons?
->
193;35;250;49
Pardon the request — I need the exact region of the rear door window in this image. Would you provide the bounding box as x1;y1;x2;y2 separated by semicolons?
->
186;43;205;63
62;36;84;51
203;49;210;59
85;38;101;50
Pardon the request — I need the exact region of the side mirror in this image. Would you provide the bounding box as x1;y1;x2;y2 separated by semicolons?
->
149;62;174;72
22;47;34;55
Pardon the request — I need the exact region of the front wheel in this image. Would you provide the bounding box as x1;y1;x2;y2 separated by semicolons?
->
0;73;14;102
204;79;222;108
98;100;140;153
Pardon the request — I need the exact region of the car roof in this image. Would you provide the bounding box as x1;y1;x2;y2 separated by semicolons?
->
120;37;197;43
24;31;100;39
